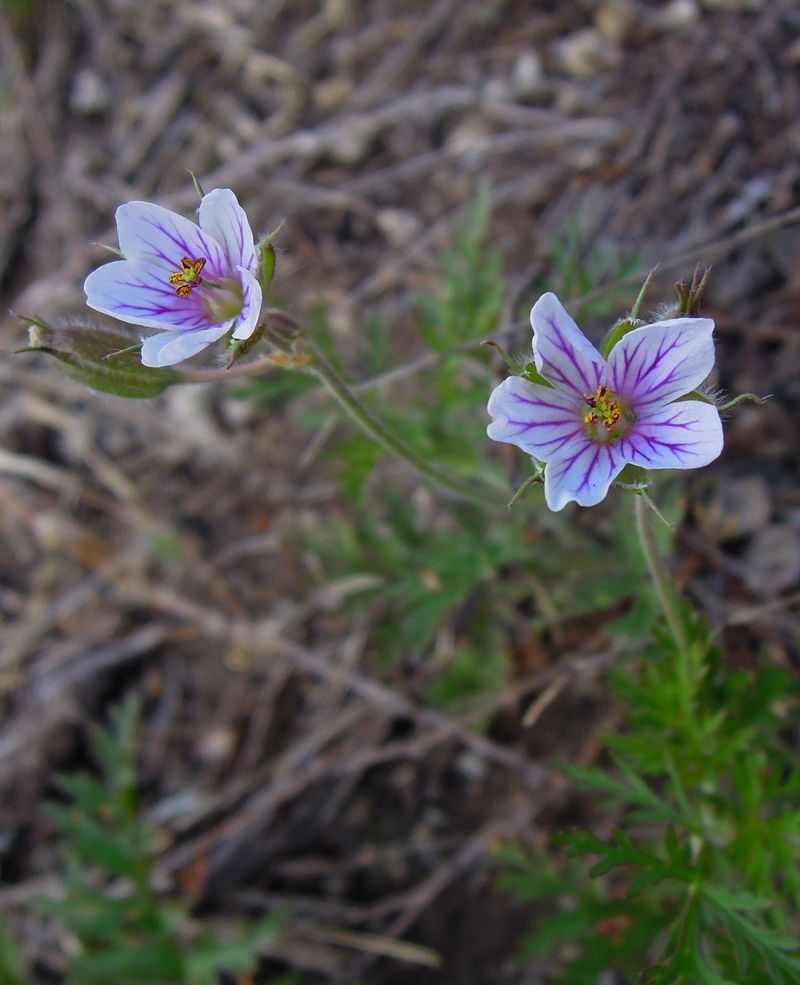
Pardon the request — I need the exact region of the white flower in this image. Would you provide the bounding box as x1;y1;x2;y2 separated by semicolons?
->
84;189;261;367
488;293;723;510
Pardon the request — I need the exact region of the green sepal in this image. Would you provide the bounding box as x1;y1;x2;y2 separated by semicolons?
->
614;463;650;490
674;389;716;405
520;361;552;387
600;316;644;359
223;323;266;367
483;339;551;387
19;318;182;398
716;391;766;411
90;242;125;259
256;221;284;294
187;169;206;200
600;268;655;357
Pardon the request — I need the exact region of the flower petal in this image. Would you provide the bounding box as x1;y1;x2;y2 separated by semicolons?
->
606;318;715;409
85;259;211;331
616;400;723;471
198;189;257;273
544;438;626;511
140;323;230;367
116;201;226;276
487;376;585;461
230;266;263;340
531;292;605;396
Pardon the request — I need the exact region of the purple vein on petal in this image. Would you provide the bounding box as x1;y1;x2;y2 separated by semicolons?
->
531;293;604;397
608;319;715;409
619;401;723;470
539;314;602;394
487;376;585;460
544;438;625;510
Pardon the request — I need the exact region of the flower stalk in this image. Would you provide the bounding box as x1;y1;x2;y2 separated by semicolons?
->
634;492;689;654
254;310;499;509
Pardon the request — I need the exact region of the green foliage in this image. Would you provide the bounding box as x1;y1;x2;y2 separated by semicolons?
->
312;185;506;503
304;493;526;666
303;480;670;682
37;698;284;985
426;641;508;708
416;184;505;351
0;925;25;985
503;607;800;984
498;846;663;984
545;216;641;324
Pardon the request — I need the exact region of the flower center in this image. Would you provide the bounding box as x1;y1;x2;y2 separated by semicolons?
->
582;385;630;441
168;256;206;297
202;277;244;322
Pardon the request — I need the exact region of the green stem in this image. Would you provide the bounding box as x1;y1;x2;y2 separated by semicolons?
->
301;333;501;510
634;493;689;653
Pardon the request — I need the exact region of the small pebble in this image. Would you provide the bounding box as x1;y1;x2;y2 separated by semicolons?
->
744;524;800;596
557;29;621;79
512;51;544;99
699;475;772;542
313;77;354;113
70;68;110;115
377;208;422;247
594;0;636;44
658;0;701;28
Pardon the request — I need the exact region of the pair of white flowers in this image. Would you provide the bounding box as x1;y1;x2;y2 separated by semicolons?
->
84;189;723;511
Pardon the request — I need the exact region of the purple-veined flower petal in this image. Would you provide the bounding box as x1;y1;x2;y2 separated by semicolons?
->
606;318;715;410
140;323;231;368
116;201;226;276
198;188;257;273
231;266;263;340
85;259;211;331
531;292;605;397
544;438;626;511
487;376;585;461
616;400;723;471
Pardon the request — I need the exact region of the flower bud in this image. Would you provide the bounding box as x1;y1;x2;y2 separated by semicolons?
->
20;318;182;398
256;221;284;295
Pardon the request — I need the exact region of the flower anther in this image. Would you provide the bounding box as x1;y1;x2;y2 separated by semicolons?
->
582;384;631;439
168;256;206;297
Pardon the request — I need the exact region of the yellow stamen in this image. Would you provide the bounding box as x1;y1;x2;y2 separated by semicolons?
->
582;384;625;438
168;256;205;297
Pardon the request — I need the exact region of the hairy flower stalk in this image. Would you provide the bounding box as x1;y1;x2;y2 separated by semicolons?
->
634;493;690;654
267;314;502;510
84;189;262;367
487;293;723;510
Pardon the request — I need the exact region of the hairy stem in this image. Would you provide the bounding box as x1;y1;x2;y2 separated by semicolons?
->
295;332;499;509
634;494;689;653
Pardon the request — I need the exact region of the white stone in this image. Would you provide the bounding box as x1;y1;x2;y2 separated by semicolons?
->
557;29;621;79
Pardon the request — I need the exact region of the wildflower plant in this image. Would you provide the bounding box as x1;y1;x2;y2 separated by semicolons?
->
16;178;788;983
